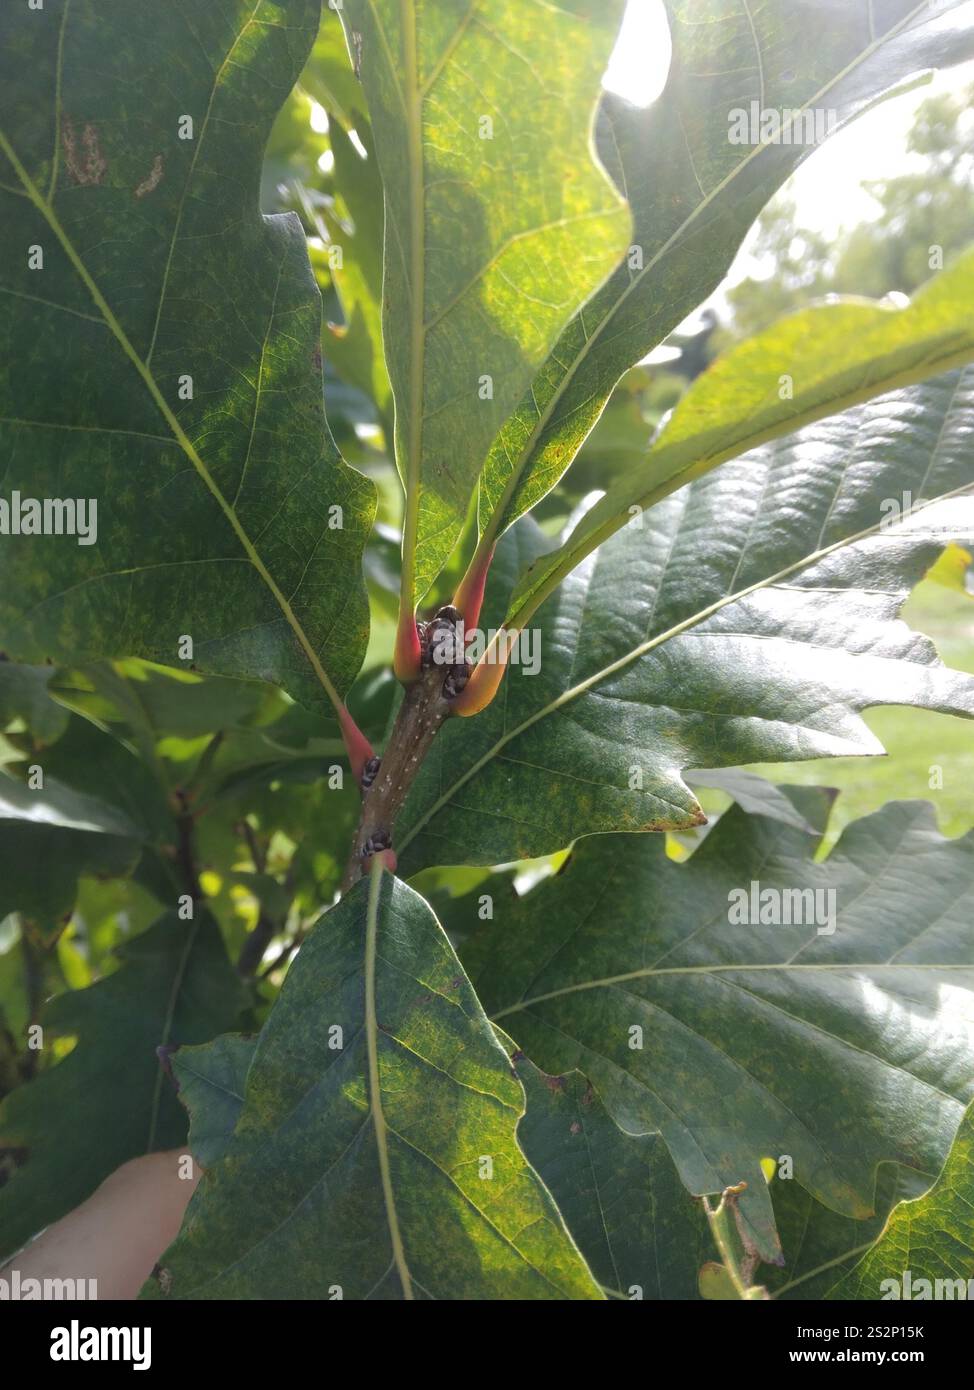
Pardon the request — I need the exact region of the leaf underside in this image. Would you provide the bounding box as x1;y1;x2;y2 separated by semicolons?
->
344;0;631;604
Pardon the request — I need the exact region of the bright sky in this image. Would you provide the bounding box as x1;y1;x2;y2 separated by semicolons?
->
602;0;974;323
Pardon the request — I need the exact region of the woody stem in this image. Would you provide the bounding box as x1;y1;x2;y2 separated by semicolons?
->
340;659;454;892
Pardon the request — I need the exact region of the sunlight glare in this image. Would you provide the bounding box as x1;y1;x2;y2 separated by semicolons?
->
602;0;671;108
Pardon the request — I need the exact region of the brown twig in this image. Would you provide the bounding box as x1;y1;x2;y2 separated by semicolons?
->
341;657;454;891
238;818;266;874
172;789;202;903
190;730;225;790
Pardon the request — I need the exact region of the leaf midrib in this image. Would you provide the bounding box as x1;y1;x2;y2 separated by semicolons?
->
364;860;415;1299
46;0;71;201
386;0;427;615
488;960;974;1023
773;1240;877;1297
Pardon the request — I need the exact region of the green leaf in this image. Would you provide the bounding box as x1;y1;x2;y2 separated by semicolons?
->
510;254;974;623
144;869;600;1300
698;1262;740;1300
0;710;175;925
262;84;318;209
0;661;69;746
0;821;138;930
924;540;974;596
515;1025;928;1301
473;0;974;556
52;660;271;747
343;0;631;605
686;769;833;837
397;368;974;870
172;1033;254;1171
548;364;664;518
767;1164;929;1300
0;769;139;840
300;8;369;134
0;923;32;1057
513;1051;712;1300
0;918;80;1093
319;119;391;425
0;0;374;719
456;796;974;1262
828;1099;974;1299
0;907;244;1262
10;712;172;839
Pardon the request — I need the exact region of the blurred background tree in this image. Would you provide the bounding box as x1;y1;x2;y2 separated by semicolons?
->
726;83;974;336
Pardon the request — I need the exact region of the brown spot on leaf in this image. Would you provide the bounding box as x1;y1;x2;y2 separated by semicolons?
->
134;154;164;199
62;118;107;186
